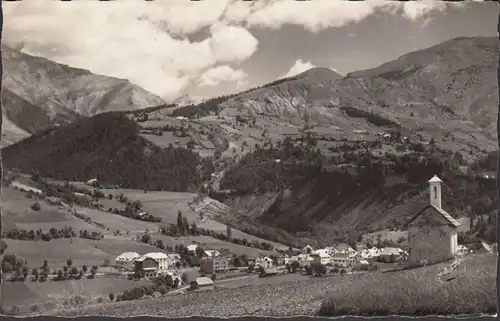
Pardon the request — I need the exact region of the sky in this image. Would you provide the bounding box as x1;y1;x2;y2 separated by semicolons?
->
2;0;498;102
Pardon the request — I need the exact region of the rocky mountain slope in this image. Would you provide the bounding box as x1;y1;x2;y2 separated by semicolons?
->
218;37;497;151
1;45;166;146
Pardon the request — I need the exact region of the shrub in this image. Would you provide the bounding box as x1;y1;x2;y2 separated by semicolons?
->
31;202;41;211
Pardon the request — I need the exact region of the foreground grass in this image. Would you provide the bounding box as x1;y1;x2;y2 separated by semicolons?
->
319;253;497;316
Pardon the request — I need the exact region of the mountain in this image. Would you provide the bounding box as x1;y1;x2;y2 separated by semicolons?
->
217;37;497;149
2;37;497;246
173;94;204;107
1;45;166;145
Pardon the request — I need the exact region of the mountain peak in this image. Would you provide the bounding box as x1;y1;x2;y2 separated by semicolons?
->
294;67;344;82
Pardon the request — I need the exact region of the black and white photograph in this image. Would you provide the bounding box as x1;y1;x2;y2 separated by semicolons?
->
0;0;498;317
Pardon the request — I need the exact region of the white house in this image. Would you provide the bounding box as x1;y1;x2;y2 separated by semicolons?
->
332;252;355;268
203;250;221;258
115;252;141;270
141;252;170;271
379;247;403;263
333;243;356;254
256;256;274;269
310;251;331;265
405;175;461;265
302;245;314;254
86;178;99;186
187;244;199;254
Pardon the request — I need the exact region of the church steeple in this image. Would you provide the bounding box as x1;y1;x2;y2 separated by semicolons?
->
428;175;442;209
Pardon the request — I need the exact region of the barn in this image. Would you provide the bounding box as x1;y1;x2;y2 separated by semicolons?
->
404;175;461;265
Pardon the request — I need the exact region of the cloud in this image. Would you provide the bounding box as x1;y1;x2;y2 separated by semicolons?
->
197;65;248;88
240;0;463;32
280;59;316;79
2;0;463;101
2;1;258;101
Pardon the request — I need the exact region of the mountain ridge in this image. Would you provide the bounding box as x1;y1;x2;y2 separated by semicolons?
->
1;44;166;146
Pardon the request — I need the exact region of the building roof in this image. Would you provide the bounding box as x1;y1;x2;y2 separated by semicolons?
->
404;204;461;229
144;252;168;260
195;277;214;287
334;243;355;252
380;247;402;256
116;252;140;260
187;244;198;251
428;175;443;183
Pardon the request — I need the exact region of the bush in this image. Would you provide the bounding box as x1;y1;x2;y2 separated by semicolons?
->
31;202;41;211
109;293;115;301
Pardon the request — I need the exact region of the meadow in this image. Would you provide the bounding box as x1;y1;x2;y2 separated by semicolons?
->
319;252;498;316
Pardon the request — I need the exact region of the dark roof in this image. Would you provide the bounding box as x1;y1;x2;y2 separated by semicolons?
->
404;204;461;229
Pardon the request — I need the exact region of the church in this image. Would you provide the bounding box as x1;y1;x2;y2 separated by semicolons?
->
404;175;461;265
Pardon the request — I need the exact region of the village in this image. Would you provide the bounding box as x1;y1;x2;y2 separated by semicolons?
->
2;169;497;309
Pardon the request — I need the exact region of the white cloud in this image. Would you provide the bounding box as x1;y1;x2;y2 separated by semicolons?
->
281;59;316;79
2;1;257;101
2;0;462;101
198;65;248;88
243;0;463;32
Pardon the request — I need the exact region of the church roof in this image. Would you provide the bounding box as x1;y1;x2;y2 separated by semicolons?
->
428;175;443;183
404;204;461;229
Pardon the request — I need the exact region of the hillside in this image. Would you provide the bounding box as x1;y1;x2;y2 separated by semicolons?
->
1;112;213;192
1;44;166;145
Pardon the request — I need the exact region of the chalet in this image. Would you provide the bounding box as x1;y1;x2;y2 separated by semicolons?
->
138;252;169;272
187;244;199;254
332;252;355;268
115;252;140;271
379;247;402;263
134;256;159;278
200;256;229;274
167;253;182;263
190;277;215;291
311;250;331;265
333;243;356;254
256;256;274;269
302;245;314;253
202;250;221;258
276;254;290;266
405;175;461;265
86;178;99;187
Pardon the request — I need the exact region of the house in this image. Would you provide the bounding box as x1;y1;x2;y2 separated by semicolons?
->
200;256;229;274
359;249;374;263
140;252;169;272
367;247;381;259
405;175;461;265
310;250;331;265
115;252;141;271
302;245;314;254
276;254;290;266
256;256;274;269
133;256;159;278
86;178;99;187
379;247;402;263
332;252;355;268
187;244;198;254
333;243;356;254
167;253;182;263
202;250;221;258
190;276;215;291
456;245;469;255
